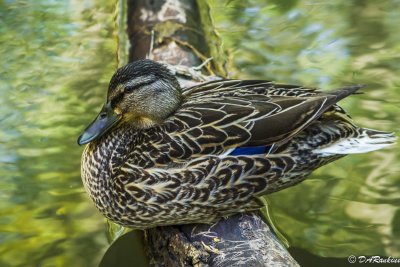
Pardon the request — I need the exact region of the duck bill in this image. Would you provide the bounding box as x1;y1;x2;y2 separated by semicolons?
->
77;102;121;145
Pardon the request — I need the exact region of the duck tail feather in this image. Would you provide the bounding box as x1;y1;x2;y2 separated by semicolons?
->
313;128;397;155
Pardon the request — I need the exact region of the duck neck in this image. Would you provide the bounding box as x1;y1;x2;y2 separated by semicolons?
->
80;125;137;215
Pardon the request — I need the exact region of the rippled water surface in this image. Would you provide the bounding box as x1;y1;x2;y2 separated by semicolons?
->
0;0;124;266
1;0;399;266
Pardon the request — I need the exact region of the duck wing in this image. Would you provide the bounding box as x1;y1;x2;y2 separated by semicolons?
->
164;81;363;156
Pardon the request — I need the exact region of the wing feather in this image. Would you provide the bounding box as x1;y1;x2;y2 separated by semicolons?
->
164;82;363;158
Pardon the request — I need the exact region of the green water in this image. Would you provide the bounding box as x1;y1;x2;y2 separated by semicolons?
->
0;0;123;266
0;0;399;266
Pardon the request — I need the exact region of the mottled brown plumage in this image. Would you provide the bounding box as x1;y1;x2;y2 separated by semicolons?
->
78;59;395;229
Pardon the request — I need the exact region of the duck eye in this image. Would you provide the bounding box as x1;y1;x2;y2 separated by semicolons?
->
124;86;134;94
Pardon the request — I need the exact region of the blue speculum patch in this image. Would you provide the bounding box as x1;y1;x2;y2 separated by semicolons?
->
230;146;268;156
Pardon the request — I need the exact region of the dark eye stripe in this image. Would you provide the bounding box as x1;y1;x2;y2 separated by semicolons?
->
110;91;124;109
110;78;158;108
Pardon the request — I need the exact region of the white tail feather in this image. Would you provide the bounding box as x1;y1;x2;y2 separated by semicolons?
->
314;129;397;155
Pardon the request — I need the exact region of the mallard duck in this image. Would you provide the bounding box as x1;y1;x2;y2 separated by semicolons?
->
78;59;395;229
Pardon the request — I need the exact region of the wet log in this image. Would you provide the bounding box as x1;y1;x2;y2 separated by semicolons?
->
126;0;299;266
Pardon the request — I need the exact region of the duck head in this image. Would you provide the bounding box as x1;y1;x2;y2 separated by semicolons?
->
77;59;182;145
